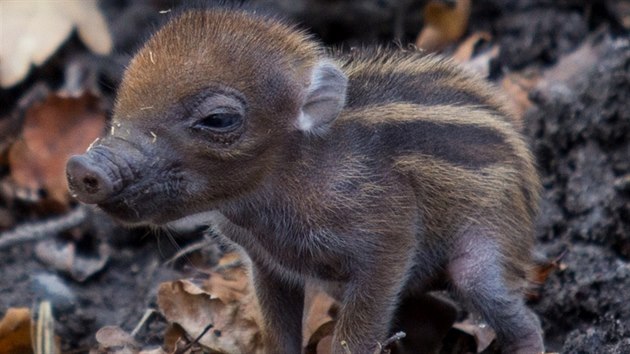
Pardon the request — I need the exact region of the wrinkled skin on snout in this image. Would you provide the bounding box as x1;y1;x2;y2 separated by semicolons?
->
66;131;201;225
66;84;297;225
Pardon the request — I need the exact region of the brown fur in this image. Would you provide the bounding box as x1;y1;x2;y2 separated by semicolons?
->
66;8;544;354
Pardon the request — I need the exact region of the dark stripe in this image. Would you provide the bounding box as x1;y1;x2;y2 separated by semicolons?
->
336;119;513;170
346;70;493;110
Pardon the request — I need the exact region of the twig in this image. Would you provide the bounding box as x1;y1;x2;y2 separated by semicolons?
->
0;206;87;250
130;309;157;337
163;239;211;266
373;331;406;354
34;301;55;354
176;323;214;354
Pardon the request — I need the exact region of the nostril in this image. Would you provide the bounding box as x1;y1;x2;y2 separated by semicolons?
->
83;176;100;193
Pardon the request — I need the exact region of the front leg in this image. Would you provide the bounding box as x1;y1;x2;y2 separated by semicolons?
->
252;262;305;354
332;242;415;354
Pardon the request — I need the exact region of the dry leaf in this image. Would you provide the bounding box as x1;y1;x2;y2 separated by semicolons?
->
306;322;334;354
452;32;498;78
163;324;188;354
452;318;496;353
527;251;567;301
392;293;457;353
157;254;263;354
607;1;630;29
501;72;541;122
416;0;471;52
34;237;110;282
303;285;337;351
8;91;106;209
203;252;251;304
138;348;167;354
0;0;112;88
0;307;33;354
452;32;492;63
95;326;139;350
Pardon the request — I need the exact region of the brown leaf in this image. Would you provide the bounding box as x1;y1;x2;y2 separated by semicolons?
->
163;324;188;354
139;348;168;354
95;326;139;350
8;91;106;209
452;32;492;63
452;32;498;78
607;1;630;30
527;251;568;300
0;0;112;88
393;294;457;353
305;321;334;354
0;308;33;354
303;286;337;352
500;72;541;122
203;252;250;304
157;254;263;354
452;318;496;353
416;0;471;52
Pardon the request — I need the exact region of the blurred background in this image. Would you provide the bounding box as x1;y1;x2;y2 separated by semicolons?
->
0;1;629;353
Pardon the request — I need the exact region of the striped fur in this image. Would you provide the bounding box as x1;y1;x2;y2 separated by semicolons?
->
88;8;543;354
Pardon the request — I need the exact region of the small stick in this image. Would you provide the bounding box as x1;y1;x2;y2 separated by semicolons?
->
0;206;87;250
34;301;55;354
163;239;211;266
130;309;157;337
176;323;214;354
373;331;406;354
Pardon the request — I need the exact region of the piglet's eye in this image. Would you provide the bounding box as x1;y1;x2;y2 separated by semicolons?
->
195;112;242;132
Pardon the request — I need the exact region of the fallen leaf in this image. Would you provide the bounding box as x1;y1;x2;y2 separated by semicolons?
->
203;252;250;304
0;307;33;354
452;318;496;353
0;0;112;88
303;285;337;351
607;1;630;29
500;71;541;123
0;85;50;171
8;91;106;209
95;326;139;349
35;239;110;282
527;251;568;300
163;324;188;354
416;0;471;52
139;348;167;354
392;293;457;353
157;253;263;354
452;32;492;63
532;251;567;284
452;32;499;78
305;322;334;354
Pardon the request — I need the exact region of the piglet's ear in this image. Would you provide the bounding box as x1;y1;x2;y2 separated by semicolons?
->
296;60;348;134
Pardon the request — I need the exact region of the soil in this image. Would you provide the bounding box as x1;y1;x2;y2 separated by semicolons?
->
0;0;629;353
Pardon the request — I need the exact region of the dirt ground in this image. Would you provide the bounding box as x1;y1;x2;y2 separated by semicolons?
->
1;0;629;353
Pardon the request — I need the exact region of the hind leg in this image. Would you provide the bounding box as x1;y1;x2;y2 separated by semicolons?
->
447;226;544;354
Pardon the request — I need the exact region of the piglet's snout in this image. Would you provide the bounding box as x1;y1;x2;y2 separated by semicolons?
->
66;155;115;204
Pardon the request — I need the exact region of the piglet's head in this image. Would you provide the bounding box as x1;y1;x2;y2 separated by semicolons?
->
66;10;347;225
